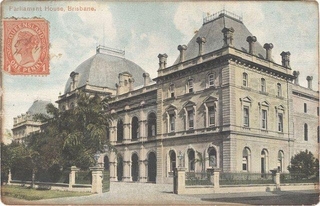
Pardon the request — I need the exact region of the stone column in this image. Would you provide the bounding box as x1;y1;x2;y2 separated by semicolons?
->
222;27;234;47
293;71;300;85
158;53;168;70
174;167;186;194
280;51;291;68
139;160;147;182
263;43;274;61
307;76;313;90
275;172;280;187
213;169;220;189
69;166;80;190
90;167;104;194
109;151;117;181
177;45;187;63
7;169;12;185
246;36;257;55
123;147;131;182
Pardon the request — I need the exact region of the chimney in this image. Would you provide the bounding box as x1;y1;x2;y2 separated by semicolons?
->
280;51;291;68
246;36;257;55
196;37;206;56
293;71;300;85
158;53;168;70
143;73;150;86
307;76;313;89
177;45;187;62
263;43;273;61
222;27;234;47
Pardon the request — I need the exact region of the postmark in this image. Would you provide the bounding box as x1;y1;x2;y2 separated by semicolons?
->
2;18;49;75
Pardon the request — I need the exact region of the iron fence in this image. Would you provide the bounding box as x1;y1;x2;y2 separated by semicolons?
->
220;172;273;185
280;173;319;184
75;171;92;184
185;172;212;186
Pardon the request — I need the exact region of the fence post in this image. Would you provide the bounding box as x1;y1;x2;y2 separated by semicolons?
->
7;169;12;185
213;168;220;189
90;166;104;194
174;167;186;194
69;166;79;190
275;171;280;186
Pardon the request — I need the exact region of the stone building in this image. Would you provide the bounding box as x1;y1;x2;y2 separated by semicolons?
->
13;11;319;184
12;100;51;142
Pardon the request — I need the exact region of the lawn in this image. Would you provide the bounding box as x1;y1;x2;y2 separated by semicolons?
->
1;185;91;201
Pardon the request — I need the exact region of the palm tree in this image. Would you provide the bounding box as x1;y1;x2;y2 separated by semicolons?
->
194;151;208;173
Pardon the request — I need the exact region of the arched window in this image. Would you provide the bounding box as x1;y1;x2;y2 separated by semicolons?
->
304;123;308;141
277;83;282;97
131;117;139;141
277;151;284;172
188;149;195;172
243;73;248;87
242;147;251;171
208;147;217;167
147;113;156;137
117;119;124;142
169;150;176;172
261;78;266;92
261;149;268;176
208;73;215;87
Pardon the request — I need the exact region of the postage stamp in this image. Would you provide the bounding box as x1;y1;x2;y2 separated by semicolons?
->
2;18;49;75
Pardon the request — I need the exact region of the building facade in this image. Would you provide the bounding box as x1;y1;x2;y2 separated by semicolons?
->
13;11;319;184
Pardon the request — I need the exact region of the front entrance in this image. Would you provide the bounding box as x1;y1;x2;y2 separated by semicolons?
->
148;152;157;182
131;153;139;182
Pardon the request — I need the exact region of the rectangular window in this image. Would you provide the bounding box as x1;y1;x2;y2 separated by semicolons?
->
169;113;175;132
304;103;307;113
317;107;319;116
208;106;215;126
261;109;267;129
243;73;248;87
188;79;193;93
209;74;215;87
242;157;247;171
243;107;249;127
278;113;283;132
261;78;266;92
188;110;194;129
169;84;175;98
277;83;282;97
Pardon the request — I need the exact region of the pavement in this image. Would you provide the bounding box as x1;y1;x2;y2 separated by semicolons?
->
1;182;319;205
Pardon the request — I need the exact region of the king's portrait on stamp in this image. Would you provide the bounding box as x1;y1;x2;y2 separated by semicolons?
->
3;18;49;75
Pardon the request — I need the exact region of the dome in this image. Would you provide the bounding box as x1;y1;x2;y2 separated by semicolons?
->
174;12;267;64
27;100;51;116
64;46;150;94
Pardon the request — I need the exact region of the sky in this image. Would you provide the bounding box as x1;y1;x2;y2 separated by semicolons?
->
2;1;318;143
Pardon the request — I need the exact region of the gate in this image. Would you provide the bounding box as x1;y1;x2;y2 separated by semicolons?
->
102;170;110;192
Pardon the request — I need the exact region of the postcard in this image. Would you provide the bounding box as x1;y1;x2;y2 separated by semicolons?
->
1;1;319;205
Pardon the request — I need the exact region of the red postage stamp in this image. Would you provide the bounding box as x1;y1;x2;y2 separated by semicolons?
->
2;19;49;75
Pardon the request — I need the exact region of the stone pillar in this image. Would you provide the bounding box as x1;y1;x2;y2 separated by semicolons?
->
158;53;168;70
213;169;220;189
69;166;79;190
196;37;206;56
7;169;12;185
246;36;257;55
177;45;187;63
280;51;291;68
143;73;150;87
307;76;313;90
263;43;274;61
222;27;234;47
139;145;147;182
109;151;117;181
275;172;280;187
174;167;186;194
90;167;104;194
123;147;131;182
293;71;300;85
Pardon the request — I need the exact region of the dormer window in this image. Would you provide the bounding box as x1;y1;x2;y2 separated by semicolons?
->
70;72;79;91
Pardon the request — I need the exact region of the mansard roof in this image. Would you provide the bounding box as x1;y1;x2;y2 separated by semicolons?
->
27;100;51;116
174;11;266;65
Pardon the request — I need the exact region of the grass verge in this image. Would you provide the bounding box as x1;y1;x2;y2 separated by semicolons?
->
1;185;91;201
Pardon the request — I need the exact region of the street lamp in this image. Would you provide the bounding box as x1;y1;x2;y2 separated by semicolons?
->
177;151;184;168
94;151;101;167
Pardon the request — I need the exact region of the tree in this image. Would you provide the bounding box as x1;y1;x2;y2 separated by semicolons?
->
195;151;208;173
287;150;319;179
